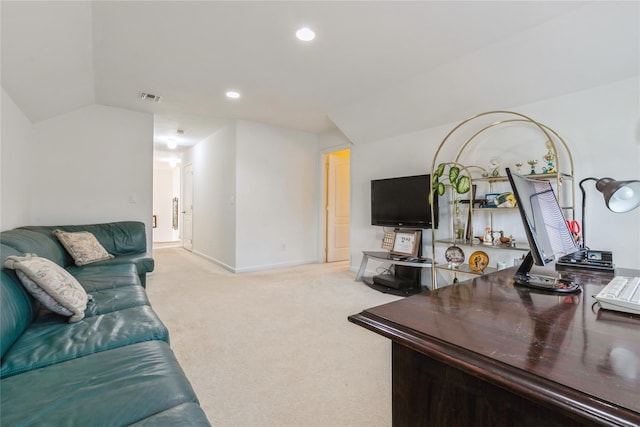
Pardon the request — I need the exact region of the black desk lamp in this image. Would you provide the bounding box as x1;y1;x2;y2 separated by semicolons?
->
579;177;640;248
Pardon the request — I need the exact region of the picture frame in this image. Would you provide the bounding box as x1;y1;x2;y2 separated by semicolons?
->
172;197;179;230
484;193;500;208
390;230;421;257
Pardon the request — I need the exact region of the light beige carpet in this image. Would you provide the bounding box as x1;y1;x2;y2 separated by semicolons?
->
147;248;402;427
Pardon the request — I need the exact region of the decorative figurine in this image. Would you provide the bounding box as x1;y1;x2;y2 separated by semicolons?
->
483;227;493;245
498;231;511;245
515;162;523;174
542;141;556;173
489;158;501;177
527;159;538;174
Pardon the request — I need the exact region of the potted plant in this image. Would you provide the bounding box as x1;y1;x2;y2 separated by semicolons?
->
432;163;472;245
432;162;471;196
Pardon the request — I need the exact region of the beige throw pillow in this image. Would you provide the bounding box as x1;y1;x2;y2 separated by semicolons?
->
3;253;90;322
53;229;114;266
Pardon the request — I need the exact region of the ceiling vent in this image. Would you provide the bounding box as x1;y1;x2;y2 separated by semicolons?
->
139;92;163;103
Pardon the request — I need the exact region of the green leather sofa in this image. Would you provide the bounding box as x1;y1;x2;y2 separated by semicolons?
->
0;221;210;426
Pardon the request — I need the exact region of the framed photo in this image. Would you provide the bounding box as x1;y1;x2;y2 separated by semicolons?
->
381;231;396;251
390;230;421;257
484;193;500;208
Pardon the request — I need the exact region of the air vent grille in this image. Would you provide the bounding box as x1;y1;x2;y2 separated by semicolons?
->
139;92;163;103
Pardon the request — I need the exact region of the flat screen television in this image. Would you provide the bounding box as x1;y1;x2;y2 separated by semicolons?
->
371;174;438;229
506;168;581;293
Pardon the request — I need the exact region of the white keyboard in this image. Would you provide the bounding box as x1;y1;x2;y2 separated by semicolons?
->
595;276;640;315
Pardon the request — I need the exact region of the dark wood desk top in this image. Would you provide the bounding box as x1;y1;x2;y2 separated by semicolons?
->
349;267;640;426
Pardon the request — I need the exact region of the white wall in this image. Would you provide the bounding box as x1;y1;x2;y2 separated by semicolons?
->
31;104;153;249
184;121;238;269
184;119;319;273
350;77;640;275
1;98;155;250
235;120;318;272
1;88;36;231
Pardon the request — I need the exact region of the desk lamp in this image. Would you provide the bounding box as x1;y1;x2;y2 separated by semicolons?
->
579;177;640;248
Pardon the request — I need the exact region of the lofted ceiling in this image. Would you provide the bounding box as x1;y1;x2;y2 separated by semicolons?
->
2;1;638;151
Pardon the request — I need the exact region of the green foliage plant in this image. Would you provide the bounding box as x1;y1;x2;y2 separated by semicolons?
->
432;162;471;196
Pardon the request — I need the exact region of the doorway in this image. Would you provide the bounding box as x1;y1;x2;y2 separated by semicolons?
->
182;163;194;251
152;156;182;248
325;149;350;262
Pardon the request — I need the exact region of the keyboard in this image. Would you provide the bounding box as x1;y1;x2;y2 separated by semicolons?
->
595;276;640;315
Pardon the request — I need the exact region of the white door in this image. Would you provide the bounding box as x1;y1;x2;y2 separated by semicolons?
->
183;163;194;251
327;150;350;262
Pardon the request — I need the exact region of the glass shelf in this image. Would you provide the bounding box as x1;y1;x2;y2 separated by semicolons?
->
473;172;573;183
435;239;530;252
434;263;498;276
471;207;519;212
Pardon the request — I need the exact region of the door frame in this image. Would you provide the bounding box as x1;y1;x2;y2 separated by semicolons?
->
318;145;352;263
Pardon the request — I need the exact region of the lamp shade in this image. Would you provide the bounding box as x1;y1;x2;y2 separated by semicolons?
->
595;178;640;213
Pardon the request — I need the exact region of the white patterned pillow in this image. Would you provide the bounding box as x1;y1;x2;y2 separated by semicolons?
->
53;229;114;266
3;253;90;322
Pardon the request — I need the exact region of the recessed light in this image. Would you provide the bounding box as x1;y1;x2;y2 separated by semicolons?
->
167;139;177;150
226;90;241;99
296;27;315;42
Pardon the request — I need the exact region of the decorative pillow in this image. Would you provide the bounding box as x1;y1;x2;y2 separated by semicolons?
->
53;229;114;266
3;253;90;322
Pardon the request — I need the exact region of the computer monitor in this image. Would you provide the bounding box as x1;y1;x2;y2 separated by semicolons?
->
506;168;581;293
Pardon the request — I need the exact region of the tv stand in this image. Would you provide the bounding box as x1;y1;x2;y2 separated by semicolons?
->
356;251;433;294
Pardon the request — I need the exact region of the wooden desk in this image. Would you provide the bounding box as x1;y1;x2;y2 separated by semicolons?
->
349;267;640;427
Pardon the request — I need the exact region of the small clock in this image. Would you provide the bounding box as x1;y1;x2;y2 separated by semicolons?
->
469;251;489;272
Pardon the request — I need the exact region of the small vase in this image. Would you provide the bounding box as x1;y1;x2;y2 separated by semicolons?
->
453;200;465;241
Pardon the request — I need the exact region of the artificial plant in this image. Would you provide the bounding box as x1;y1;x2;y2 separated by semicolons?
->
432;162;471;196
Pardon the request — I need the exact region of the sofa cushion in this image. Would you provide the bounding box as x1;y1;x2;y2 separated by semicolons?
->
53;229;114;266
0;341;209;426
22;221;147;254
0;228;67;266
0;305;169;378
84;285;150;317
69;262;141;291
3;253;90;323
0;269;38;360
130;402;211;426
67;253;154;287
108;221;149;254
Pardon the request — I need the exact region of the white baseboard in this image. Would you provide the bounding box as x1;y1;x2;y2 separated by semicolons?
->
191;250;316;274
191;250;235;273
234;259;317;273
